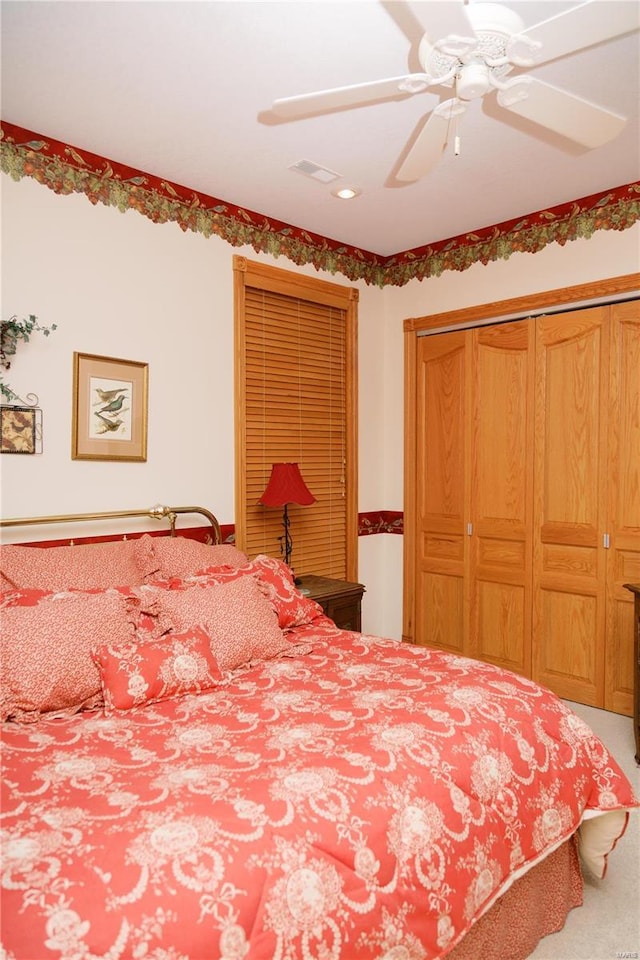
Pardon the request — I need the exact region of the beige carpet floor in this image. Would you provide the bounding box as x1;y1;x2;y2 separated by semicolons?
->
528;700;640;960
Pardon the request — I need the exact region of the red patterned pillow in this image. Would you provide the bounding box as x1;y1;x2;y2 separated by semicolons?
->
243;555;323;628
182;555;323;629
144;537;248;581
132;534;158;581
138;575;290;671
93;626;225;714
0;537;153;591
1;592;137;722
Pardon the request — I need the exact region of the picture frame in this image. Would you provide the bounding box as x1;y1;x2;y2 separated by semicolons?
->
72;352;148;461
1;405;39;454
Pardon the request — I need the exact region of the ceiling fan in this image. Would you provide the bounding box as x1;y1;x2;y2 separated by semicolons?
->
270;1;639;181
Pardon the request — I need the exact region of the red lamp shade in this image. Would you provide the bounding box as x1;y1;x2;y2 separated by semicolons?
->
258;463;315;572
258;463;316;508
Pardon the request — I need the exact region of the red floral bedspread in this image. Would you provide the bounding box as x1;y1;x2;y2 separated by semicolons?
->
1;627;637;960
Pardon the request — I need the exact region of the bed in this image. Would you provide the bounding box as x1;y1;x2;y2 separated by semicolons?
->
1;506;637;960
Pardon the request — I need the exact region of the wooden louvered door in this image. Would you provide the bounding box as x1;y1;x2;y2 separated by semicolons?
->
233;256;358;581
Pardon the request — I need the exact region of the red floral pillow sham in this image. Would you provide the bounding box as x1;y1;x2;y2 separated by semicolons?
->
137;574;290;672
1;579;172;642
245;555;324;628
179;555;324;629
0;537;155;591
93;626;225;714
1;591;137;722
144;537;248;581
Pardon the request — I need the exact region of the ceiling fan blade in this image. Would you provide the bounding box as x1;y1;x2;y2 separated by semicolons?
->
406;1;474;43
397;98;466;181
508;0;640;66
497;76;627;148
271;73;432;119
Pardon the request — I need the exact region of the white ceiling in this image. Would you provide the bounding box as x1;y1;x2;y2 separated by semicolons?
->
1;0;639;256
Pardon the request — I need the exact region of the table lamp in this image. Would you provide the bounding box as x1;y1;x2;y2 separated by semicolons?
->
258;462;315;569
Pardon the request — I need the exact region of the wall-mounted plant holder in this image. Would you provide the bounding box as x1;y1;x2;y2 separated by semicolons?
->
1;314;57;406
1;400;43;454
0;314;54;454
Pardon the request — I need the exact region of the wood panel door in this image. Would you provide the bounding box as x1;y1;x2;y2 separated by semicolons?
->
469;320;535;676
413;321;534;671
414;330;470;654
605;299;640;715
404;278;638;716
533;307;610;706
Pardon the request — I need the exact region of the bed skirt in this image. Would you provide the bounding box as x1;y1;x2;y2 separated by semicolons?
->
448;835;583;960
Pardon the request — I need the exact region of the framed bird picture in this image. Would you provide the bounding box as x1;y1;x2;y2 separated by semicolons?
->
72;352;148;461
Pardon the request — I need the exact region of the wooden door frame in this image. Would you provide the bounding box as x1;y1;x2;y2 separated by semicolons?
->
403;273;640;643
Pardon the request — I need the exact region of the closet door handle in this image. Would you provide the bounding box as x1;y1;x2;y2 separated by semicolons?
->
467;523;473;536
603;533;610;549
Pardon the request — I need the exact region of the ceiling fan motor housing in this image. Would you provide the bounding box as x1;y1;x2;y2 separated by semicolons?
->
418;1;525;99
456;62;491;100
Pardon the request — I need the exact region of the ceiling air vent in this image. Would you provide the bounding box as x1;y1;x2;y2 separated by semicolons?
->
289;159;341;183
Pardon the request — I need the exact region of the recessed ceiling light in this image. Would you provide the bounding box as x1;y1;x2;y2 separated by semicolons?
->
332;186;361;200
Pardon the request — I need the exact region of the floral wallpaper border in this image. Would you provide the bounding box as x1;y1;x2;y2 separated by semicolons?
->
13;513;400;549
2;120;639;288
358;511;403;536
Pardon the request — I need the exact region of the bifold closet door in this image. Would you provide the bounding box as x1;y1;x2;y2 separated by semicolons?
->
469;320;535;676
413;321;533;670
407;284;637;715
414;330;470;654
533;307;609;706
605;299;640;715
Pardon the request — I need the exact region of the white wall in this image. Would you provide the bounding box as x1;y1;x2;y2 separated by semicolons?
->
1;179;236;521
2;171;638;640
0;177;385;513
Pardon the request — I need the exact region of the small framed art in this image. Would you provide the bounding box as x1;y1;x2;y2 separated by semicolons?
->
72;352;148;461
1;405;39;454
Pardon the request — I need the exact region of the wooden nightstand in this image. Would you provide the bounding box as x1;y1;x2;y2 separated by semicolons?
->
297;575;365;632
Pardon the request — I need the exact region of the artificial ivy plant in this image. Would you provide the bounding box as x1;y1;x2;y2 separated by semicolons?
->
0;314;57;403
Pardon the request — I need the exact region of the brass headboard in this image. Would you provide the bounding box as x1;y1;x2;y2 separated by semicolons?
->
0;504;222;543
